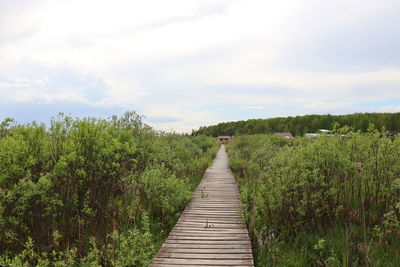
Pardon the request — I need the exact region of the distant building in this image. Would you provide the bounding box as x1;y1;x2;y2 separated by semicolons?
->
273;132;293;138
305;129;332;138
218;136;233;143
305;133;320;138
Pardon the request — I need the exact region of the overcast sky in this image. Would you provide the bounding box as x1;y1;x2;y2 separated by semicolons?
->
1;0;399;132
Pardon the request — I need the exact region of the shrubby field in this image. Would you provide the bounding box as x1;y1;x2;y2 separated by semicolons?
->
227;131;400;266
0;112;218;266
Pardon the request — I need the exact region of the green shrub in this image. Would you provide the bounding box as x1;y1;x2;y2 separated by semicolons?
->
227;133;400;266
0;112;218;266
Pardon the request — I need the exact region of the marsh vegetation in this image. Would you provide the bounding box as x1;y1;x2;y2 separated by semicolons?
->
228;131;400;266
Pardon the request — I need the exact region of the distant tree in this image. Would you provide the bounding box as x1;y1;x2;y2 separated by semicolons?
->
192;112;400;137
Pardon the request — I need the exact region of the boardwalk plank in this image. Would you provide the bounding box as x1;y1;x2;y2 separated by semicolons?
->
156;253;253;259
160;248;252;254
161;244;251;249
152;258;254;265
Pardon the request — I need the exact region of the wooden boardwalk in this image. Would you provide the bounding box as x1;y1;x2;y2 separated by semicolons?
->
150;145;254;267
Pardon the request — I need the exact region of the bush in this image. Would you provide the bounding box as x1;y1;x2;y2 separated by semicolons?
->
227;133;400;266
0;112;219;266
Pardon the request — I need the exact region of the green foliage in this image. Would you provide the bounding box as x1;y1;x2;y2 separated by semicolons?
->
112;212;155;267
227;133;400;266
140;166;191;227
194;112;400;136
0;112;218;266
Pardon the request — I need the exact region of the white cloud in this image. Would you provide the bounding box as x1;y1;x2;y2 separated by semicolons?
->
0;77;87;104
93;77;148;108
243;106;264;110
378;106;400;113
143;106;220;133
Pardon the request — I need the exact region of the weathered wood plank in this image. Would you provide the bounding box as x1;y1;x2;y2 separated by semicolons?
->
152;264;253;267
156;253;253;259
174;223;246;229
161;244;251;249
150;145;254;266
166;236;250;241
152;258;254;265
164;240;250;245
175;220;245;225
160;248;252;254
170;229;248;234
168;233;250;238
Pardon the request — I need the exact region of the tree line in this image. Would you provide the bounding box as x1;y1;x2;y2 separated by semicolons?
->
193;112;400;137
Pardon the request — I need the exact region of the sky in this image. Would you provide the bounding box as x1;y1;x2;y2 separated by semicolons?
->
0;0;400;132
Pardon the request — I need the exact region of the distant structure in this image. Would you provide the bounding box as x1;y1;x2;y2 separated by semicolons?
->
319;129;331;134
386;131;398;137
218;135;233;143
305;129;332;138
273;132;293;138
304;133;320;138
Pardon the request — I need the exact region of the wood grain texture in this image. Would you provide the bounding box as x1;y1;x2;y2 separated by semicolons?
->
150;145;254;266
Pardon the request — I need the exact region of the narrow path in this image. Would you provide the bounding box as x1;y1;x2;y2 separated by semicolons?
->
150;145;254;266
